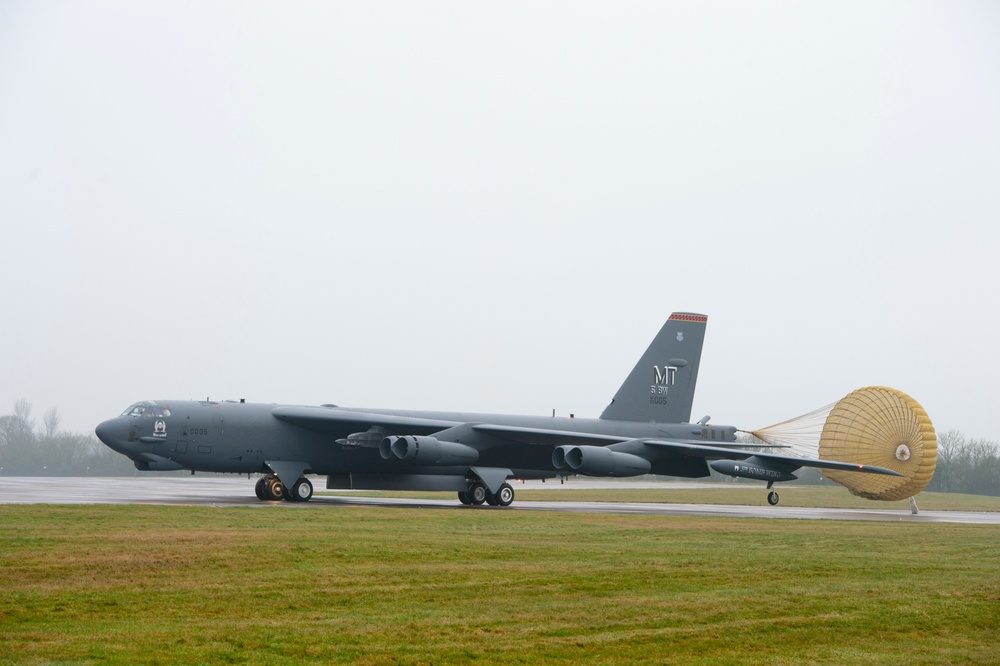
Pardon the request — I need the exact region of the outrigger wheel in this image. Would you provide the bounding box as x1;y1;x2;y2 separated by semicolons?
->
819;386;937;501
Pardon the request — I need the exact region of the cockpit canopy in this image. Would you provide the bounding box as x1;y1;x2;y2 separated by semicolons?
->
120;401;171;418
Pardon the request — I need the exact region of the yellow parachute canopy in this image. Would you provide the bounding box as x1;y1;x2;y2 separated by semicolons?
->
752;386;937;501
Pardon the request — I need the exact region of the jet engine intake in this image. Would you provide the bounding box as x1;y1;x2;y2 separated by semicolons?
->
551;445;651;477
709;458;797;483
379;436;479;465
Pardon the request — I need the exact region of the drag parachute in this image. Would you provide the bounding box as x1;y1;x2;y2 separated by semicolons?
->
752;386;937;501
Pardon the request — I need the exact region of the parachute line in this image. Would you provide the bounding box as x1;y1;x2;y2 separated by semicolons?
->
750;402;835;459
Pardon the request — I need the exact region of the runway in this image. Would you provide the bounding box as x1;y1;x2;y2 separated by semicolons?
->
1;477;998;524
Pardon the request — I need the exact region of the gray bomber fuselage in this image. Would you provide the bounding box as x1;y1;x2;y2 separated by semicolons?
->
94;313;907;507
95;399;736;478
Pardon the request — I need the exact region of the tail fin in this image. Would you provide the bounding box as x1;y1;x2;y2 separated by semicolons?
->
600;313;708;424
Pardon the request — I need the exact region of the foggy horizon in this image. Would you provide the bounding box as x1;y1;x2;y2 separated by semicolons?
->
1;2;998;442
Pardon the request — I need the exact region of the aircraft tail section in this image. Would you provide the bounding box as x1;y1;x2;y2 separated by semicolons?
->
600;313;707;424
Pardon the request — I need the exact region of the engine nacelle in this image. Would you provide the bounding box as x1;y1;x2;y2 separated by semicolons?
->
379;436;480;465
709;458;798;483
551;445;651;477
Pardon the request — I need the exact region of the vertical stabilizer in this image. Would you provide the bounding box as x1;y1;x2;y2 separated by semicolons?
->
600;313;708;424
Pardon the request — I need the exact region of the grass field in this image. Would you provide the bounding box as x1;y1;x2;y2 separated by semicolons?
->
1;497;998;664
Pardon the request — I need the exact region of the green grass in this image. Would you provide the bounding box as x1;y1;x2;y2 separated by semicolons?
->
1;504;998;665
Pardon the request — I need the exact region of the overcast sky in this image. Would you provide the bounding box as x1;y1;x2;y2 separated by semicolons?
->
1;2;998;443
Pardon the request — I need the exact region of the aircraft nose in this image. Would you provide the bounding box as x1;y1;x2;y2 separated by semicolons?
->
95;418;130;453
95;419;114;445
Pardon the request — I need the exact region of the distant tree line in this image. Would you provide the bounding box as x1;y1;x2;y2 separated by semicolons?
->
0;400;136;476
927;430;1000;496
1;400;998;495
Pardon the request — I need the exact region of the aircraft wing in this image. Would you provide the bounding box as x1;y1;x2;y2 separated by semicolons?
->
271;406;461;435
272;410;637;445
642;439;904;476
471;424;626;446
472;425;784;448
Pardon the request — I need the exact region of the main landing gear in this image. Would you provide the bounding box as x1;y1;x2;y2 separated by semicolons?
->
458;481;514;507
255;474;313;502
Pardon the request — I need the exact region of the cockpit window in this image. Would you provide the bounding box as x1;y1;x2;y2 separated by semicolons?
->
122;403;147;417
120;402;171;418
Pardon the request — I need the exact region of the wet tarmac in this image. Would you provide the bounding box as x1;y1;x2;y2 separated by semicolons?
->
1;477;998;524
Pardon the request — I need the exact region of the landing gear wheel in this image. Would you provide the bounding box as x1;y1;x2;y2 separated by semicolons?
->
468;483;488;505
458;491;471;505
265;477;284;501
486;491;499;506
289;478;313;502
767;490;780;506
496;483;514;507
254;477;267;500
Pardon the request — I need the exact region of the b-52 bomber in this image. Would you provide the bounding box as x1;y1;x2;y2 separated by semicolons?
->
95;313;904;506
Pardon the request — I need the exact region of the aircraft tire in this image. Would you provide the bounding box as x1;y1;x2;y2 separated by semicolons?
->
468;483;488;505
254;477;267;501
290;478;313;502
266;477;284;501
485;492;499;506
767;491;779;506
457;491;471;505
496;483;514;507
